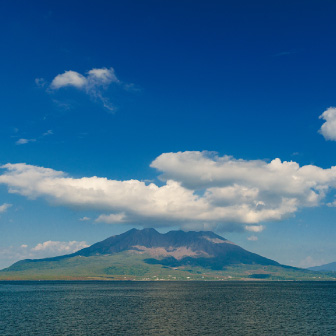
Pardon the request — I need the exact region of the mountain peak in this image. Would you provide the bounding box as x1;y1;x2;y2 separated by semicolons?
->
21;227;278;269
141;228;158;233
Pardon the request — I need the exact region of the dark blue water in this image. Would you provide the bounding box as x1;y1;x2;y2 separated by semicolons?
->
1;281;336;335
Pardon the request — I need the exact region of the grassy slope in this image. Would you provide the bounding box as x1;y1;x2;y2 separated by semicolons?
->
0;251;335;281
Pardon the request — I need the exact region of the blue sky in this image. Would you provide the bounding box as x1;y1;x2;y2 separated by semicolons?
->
1;0;336;269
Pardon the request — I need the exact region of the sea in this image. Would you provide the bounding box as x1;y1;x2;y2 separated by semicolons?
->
1;281;336;335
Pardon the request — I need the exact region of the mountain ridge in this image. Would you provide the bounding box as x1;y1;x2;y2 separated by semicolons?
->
309;261;336;272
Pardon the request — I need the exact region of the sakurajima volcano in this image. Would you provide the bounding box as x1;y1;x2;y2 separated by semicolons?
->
0;228;331;281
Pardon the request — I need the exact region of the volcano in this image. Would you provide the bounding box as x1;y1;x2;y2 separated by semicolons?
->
0;228;328;281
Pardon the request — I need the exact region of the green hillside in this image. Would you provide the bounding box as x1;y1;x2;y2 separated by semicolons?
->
0;251;334;281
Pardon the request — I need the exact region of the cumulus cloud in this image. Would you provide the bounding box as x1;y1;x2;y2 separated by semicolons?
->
50;71;87;89
95;213;126;223
1;151;336;231
31;240;88;255
327;200;336;207
151;151;333;205
247;235;258;241
0;240;88;267
245;225;265;232
319;107;336;141
49;67;119;111
0;203;11;213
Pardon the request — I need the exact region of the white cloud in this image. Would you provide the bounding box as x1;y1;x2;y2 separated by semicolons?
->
151;151;334;206
319;107;336;141
79;216;91;221
50;70;87;89
49;67;119;111
0;240;89;267
245;225;265;232
247;235;258;241
0;203;11;213
42;130;53;136
35;78;47;88
15;131;52;146
31;240;88;255
327;200;336;207
16;138;36;145
87;68;119;86
1;151;336;231
95;213;126;224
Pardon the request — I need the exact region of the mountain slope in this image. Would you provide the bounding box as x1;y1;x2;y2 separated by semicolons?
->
309;262;336;272
0;228;333;281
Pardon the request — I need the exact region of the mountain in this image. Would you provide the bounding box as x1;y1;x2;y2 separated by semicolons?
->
309;262;336;272
0;228;333;281
40;228;280;267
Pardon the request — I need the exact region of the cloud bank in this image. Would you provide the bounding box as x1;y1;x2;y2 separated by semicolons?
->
1;151;336;231
319;107;336;141
48;67;119;111
0;240;88;267
31;240;89;255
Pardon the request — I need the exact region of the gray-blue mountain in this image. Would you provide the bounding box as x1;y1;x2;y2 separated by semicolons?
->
309;262;336;272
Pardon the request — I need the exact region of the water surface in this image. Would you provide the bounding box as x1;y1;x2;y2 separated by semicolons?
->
1;281;336;335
